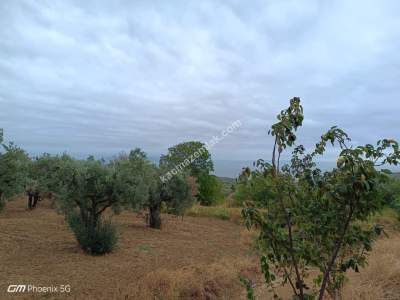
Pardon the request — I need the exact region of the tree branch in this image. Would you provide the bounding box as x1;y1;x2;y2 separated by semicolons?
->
318;205;354;300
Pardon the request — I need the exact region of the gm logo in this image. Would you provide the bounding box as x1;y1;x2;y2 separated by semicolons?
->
7;285;26;293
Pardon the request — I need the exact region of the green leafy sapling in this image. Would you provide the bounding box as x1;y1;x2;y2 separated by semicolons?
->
242;98;400;299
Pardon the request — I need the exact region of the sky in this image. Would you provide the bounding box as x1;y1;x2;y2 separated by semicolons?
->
1;1;399;176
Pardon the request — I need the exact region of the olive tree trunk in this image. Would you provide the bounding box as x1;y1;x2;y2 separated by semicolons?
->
27;192;34;209
33;192;40;208
0;191;4;211
149;202;161;229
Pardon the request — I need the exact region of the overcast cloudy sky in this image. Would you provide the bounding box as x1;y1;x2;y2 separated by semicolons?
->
1;1;399;175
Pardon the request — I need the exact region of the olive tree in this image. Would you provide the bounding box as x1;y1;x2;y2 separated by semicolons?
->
51;156;127;254
148;171;193;228
242;98;400;299
29;153;76;201
57;157;121;227
114;149;193;229
0;130;30;211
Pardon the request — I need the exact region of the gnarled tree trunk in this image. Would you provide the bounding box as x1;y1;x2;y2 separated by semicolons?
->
27;192;34;209
149;202;161;229
33;192;40;208
0;190;4;211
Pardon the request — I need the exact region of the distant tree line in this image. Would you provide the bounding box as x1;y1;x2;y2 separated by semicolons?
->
0;131;223;255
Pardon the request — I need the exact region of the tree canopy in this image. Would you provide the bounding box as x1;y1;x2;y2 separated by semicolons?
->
0;134;30;210
114;149;193;229
160;141;214;178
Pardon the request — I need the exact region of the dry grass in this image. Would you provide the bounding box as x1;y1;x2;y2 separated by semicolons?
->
0;197;399;299
185;205;242;223
342;233;400;300
0;197;256;299
117;257;261;300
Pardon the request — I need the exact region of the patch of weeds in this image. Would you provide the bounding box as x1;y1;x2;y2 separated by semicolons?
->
136;244;154;254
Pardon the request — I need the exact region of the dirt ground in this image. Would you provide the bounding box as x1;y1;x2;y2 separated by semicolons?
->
0;197;259;299
1;197;400;300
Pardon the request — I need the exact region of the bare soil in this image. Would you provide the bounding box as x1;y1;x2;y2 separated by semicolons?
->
0;197;257;299
1;197;399;299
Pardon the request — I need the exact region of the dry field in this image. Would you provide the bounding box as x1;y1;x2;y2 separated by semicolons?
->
0;197;399;300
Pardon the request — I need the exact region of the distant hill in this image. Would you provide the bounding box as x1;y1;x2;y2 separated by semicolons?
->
392;172;400;178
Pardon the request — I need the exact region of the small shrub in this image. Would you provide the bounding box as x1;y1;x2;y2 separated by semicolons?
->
388;200;400;222
239;277;256;300
197;174;224;206
186;205;242;222
214;208;230;220
380;176;400;220
66;213;118;255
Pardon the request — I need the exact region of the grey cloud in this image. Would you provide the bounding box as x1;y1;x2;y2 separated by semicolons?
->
0;0;399;175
